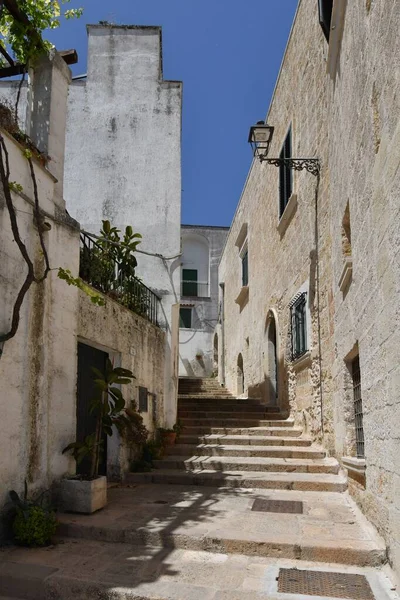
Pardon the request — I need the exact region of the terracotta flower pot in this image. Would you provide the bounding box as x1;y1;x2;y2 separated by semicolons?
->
161;432;177;446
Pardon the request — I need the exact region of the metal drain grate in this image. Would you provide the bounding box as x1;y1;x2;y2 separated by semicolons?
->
251;499;303;514
278;568;375;599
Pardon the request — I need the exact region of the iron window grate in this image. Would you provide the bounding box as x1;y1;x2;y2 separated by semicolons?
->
291;292;307;360
352;356;365;459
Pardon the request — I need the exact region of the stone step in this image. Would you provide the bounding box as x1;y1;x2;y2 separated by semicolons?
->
178;411;287;420
126;469;348;492
179;434;312;446
166;443;326;459
178;395;265;402
1;537;389;600
154;456;339;474
178;404;279;412
179;417;294;427
181;425;303;436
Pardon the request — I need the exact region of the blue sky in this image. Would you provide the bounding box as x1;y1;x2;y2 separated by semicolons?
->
49;1;298;227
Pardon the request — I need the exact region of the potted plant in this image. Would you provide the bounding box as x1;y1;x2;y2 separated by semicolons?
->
157;423;182;448
61;359;135;514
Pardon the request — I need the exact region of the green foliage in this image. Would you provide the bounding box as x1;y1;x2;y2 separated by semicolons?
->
8;181;23;193
13;505;57;546
130;439;164;472
0;0;83;65
79;221;145;315
63;359;139;479
57;268;106;306
9;483;57;547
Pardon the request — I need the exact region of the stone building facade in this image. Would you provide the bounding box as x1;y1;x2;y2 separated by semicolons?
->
179;225;229;377
64;25;183;427
219;0;400;574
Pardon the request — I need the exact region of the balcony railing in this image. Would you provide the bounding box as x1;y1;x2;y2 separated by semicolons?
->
79;232;160;326
181;280;209;298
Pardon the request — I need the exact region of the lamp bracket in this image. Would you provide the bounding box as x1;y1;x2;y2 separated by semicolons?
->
260;157;320;177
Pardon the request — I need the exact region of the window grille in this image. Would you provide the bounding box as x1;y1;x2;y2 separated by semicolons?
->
138;386;148;412
242;250;249;287
352;356;365;458
291;292;307;360
179;307;192;329
318;0;333;41
279;127;293;217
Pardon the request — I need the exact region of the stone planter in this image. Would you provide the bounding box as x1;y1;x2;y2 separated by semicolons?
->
59;476;107;514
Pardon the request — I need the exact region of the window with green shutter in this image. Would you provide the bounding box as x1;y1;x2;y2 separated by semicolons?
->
182;269;198;297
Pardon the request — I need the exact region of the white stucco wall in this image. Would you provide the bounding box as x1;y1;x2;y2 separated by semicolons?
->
179;226;229;377
64;25;182;426
0;130;80;534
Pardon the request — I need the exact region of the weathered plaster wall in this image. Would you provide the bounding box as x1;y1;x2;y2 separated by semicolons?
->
219;0;334;448
327;0;400;573
179;226;228;377
64;25;182;427
0;131;80;531
78;290;166;480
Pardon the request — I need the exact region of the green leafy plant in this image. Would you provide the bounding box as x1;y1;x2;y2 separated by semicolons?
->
130;439;163;472
0;0;83;66
9;482;57;547
58;267;106;306
63;359;136;479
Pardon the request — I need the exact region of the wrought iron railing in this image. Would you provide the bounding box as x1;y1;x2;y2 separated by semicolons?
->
79;232;160;326
181;280;210;298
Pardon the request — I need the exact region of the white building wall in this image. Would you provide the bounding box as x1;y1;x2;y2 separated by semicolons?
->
64;25;182;427
179;226;229;377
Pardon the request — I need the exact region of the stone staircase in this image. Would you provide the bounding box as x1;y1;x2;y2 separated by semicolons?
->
131;377;347;492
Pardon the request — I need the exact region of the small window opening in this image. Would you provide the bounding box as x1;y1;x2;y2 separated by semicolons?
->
138;386;148;412
179;307;192;329
318;0;333;42
237;353;244;395
352;355;365;459
241;249;249;287
291;292;307;360
341;202;352;258
279;127;293;217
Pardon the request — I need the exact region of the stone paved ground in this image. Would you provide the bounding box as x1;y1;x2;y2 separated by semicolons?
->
1;484;399;599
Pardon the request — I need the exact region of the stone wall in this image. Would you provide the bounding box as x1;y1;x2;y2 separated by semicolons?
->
78;289;166;479
219;0;400;576
64;25;182;427
327;0;400;573
219;0;335;448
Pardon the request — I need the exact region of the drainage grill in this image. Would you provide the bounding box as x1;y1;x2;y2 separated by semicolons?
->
278;569;375;599
251;499;303;514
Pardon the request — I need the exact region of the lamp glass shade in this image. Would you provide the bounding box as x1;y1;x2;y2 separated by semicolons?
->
248;123;274;160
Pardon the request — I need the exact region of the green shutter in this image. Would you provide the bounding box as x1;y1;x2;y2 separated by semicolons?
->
182;269;198;297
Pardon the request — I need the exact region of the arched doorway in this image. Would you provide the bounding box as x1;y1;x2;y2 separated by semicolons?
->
265;312;278;405
237;353;244;396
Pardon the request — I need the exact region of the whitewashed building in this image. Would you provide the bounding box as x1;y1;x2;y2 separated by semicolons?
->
179;225;228;377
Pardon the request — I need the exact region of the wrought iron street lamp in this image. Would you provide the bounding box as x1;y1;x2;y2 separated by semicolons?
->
248;121;320;176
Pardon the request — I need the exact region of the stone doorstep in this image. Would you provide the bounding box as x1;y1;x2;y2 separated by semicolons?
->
126;470;348;492
179;419;295;427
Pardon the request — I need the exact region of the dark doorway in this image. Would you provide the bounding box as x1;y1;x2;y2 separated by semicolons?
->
267;315;278;404
76;342;108;476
